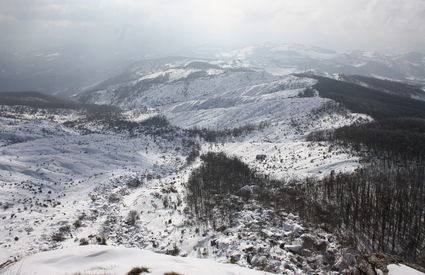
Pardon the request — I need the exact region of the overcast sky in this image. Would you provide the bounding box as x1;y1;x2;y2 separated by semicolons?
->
1;0;424;56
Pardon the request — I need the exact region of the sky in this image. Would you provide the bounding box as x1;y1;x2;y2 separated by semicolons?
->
0;0;424;56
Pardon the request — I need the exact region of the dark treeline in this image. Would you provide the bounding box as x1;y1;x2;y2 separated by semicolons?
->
186;152;268;228
0;91;79;109
296;162;425;263
341;75;425;99
187;121;269;143
305;121;425;264
186;151;425;266
300;77;425;265
307;117;425;159
82;104;123;121
297;74;425;120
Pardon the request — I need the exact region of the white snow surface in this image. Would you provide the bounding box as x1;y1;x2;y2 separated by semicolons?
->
387;264;425;275
0;67;371;274
5;245;273;275
80;67;370;179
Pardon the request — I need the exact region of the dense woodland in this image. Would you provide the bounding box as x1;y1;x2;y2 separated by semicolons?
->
186;152;264;228
302;76;425;264
304;122;425;264
186;152;425;266
342;75;425;99
299;162;425;262
307;117;425;159
298;74;425;120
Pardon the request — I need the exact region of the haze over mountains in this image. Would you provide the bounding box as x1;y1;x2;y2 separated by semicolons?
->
2;1;425;274
1;44;425;96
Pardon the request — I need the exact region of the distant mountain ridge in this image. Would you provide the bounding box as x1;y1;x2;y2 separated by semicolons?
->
0;91;78;109
1;43;424;96
217;44;425;86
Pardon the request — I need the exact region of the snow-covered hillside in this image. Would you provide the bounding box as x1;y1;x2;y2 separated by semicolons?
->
77;62;370;179
0;92;368;274
77;61;370;129
3;57;425;275
6;245;425;275
4;245;275;275
7;58;417;275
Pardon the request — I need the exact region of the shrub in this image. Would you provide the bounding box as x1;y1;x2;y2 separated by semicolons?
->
51;232;66;242
109;193;121;202
165;244;180;256
126;210;140;226
59;225;71;233
127;267;150;274
127;177;143;188
96;236;107;245
79;238;89;246
73;219;82;228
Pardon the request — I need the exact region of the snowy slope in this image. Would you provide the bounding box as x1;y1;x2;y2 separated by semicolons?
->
2;44;425;275
4;245;274;275
0;102;367;274
78;61;367;129
0;108;194;264
1;61;374;274
78;64;370;179
6;245;425;275
5;246;424;275
388;264;425;275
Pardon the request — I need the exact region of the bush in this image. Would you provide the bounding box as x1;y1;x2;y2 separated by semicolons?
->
79;238;89;246
51;232;66;242
127;267;150;274
126;210;140;226
165;244;180;256
59;225;71;233
73;219;82;228
109;193;121;202
127;177;143;188
96;235;107;245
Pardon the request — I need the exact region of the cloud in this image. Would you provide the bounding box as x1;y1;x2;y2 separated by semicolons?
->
0;0;424;54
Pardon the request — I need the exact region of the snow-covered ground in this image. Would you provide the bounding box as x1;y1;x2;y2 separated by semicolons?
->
79;66;371;179
5;245;425;275
387;264;425;275
3;245;275;275
1;67;374;274
0;102;366;274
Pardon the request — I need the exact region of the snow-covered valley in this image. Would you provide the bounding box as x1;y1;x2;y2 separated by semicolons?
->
1;58;424;275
